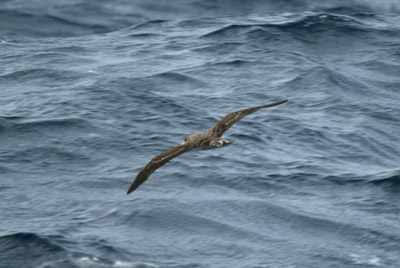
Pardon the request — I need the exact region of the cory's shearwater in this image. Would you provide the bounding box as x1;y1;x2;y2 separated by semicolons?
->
127;99;288;194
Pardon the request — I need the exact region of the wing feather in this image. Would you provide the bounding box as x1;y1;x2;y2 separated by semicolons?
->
207;100;288;137
127;144;193;194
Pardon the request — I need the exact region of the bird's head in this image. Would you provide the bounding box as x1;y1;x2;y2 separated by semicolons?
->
210;138;233;148
181;133;203;146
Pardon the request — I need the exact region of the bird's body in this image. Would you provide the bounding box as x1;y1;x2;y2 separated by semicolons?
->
184;133;233;149
127;99;288;194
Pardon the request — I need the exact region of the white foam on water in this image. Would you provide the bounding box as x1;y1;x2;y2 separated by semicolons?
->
36;255;159;268
349;254;381;266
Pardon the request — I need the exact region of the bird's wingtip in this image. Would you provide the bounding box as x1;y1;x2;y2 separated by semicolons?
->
268;99;288;107
276;99;288;105
126;186;135;195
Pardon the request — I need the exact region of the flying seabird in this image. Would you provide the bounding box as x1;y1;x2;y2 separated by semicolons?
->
127;99;288;194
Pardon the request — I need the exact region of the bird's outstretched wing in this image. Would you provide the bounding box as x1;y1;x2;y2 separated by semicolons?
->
127;144;193;194
207;100;288;137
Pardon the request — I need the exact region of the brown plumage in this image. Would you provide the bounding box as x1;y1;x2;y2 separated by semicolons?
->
127;99;288;194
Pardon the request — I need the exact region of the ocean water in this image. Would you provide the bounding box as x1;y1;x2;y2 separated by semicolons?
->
1;0;400;267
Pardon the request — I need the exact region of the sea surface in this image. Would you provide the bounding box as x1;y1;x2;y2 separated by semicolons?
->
1;1;400;267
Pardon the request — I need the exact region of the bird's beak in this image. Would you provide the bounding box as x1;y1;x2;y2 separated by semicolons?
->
180;141;186;145
221;140;233;147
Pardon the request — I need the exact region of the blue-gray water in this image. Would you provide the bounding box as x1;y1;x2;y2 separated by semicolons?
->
1;1;400;267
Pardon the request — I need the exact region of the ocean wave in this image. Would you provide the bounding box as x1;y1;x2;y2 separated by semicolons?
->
0;164;14;174
324;171;400;191
0;232;66;268
0;117;92;138
1;146;91;168
0;232;65;251
367;173;400;193
0;3;148;38
0;68;85;85
2;0;399;39
356;59;400;78
0;233;154;268
0;9;107;38
127;20;167;31
200;12;393;40
150;71;203;84
322;5;375;15
14;118;91;131
38;256;158;268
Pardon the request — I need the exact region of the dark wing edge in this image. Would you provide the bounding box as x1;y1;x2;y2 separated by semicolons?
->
207;99;288;137
127;144;193;194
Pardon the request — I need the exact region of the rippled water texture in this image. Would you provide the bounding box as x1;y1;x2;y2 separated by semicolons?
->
1;1;400;267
